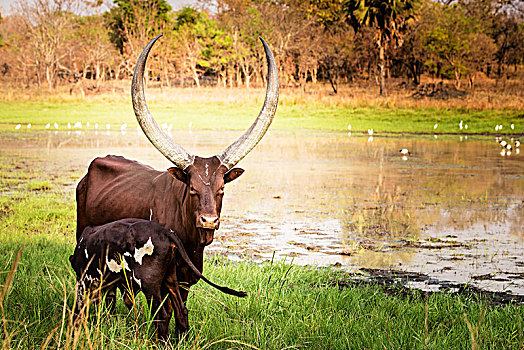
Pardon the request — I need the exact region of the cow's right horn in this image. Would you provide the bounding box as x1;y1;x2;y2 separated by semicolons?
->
132;34;195;170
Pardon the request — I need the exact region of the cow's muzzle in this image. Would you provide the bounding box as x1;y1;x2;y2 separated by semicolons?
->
198;215;219;230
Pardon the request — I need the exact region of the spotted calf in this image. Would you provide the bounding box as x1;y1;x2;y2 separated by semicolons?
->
70;218;246;340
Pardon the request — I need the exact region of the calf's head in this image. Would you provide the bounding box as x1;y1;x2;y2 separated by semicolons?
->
131;35;278;247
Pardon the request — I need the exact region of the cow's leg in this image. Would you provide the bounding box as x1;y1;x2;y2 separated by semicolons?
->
75;176;88;240
161;285;174;330
164;267;189;332
105;287;117;312
143;288;170;341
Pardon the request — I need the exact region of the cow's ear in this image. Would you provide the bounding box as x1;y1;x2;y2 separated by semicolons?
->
224;168;244;183
168;167;188;184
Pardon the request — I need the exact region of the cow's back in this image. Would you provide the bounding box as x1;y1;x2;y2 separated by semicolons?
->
76;155;171;240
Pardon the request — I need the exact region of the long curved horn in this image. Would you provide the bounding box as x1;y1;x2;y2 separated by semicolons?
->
216;37;279;169
131;34;195;170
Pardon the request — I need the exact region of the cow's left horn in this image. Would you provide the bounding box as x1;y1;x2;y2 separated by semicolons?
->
216;37;279;169
132;34;195;170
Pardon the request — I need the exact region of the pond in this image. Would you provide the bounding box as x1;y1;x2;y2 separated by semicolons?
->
1;128;523;295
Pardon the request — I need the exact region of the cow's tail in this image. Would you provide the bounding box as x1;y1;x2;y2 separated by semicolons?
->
166;230;247;298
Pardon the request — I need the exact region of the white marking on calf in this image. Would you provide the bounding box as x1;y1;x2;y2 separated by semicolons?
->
122;255;130;271
149;208;153;220
134;237;154;265
106;257;122;273
84;249;89;259
132;270;142;289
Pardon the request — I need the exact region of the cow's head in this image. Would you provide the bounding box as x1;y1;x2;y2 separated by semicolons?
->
168;156;243;245
131;35;278;247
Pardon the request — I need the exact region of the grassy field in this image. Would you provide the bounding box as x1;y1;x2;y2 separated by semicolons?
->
0;84;522;135
0;154;523;349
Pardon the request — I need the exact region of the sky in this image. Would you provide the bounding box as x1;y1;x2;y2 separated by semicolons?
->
0;0;198;16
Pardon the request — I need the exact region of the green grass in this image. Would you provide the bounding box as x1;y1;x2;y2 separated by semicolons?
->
0;184;522;348
0;100;522;135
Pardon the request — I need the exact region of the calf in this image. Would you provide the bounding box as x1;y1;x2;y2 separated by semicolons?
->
70;218;246;339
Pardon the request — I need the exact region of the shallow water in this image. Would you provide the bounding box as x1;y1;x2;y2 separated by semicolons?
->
1;129;523;294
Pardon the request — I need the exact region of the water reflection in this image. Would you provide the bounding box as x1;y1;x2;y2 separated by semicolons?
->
0;130;522;294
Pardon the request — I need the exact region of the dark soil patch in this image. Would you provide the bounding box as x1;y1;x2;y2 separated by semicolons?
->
332;268;523;306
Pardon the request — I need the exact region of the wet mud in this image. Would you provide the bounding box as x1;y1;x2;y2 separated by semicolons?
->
1;129;523;296
333;268;524;306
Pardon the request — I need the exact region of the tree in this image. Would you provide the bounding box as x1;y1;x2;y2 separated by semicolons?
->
422;2;496;88
343;0;420;96
172;7;220;88
14;0;79;90
75;14;119;82
108;0;172;76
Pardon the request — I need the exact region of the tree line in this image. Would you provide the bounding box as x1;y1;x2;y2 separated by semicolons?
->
0;0;522;95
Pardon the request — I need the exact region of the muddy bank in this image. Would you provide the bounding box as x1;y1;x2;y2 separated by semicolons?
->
333;268;524;306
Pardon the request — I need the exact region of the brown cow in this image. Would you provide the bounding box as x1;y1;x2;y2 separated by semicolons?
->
76;35;278;304
70;218;246;340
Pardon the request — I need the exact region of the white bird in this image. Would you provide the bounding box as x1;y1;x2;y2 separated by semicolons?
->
434;135;438;139
95;123;98;129
67;123;71;129
45;123;50;129
120;123;127;131
399;148;411;156
499;124;503;130
433;123;438;129
188;122;193;129
15;124;21;130
161;122;168;130
348;123;351;131
27;123;31;129
510;124;515;130
74;122;82;129
368;128;374;136
86;121;90;127
499;140;512;150
106;124;110;130
459;120;463;130
54;122;59;129
515;140;520;148
464;124;468;130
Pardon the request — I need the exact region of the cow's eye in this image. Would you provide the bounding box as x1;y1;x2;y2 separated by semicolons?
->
189;187;198;196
